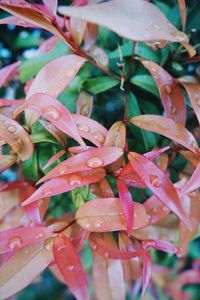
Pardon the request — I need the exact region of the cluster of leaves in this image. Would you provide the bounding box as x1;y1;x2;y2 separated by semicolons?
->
0;0;200;299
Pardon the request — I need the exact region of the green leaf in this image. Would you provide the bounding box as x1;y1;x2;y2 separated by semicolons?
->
21;150;39;181
30;130;59;145
38;144;64;175
19;41;68;82
127;92;157;151
109;41;160;63
130;73;159;97
84;76;119;94
14;32;40;50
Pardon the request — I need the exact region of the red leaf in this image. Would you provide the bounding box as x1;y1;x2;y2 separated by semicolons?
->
53;234;89;300
128;152;192;230
143;195;170;224
0;113;33;161
0;226;53;254
141;60;186;125
14;93;85;146
142;239;178;254
117;180;134;236
130;115;198;152
72;114;108;147
22;168;105;205
76;197;148;232
42;150;66;170
0;61;20;89
38;146;123;184
104;121;126;149
180;163;200;196
180;83;200;125
178;0;186;30
142;252;152;296
71;228;90;252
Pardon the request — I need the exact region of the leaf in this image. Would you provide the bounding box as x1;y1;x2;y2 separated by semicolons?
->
130;115;198;152
142;252;152;296
53;234;89;300
19;41;68;82
117;180;134;236
43;0;57;16
76;91;93;118
58;0;188;43
0;99;24;107
89;233;144;259
0;2;63;39
178;0;186;30
142;239;178;254
92;238;125;300
0;15;40;28
0;154;17;173
38;146;122;184
0;226;53;254
104;121;125;149
0;61;20;89
43;150;66;170
0;242;53;300
76;197;147;232
22;169;105;205
70;17;87;45
180;163;200;196
130;73;159;97
40;120;67;147
180;82;200;125
0;113;34;161
128;152;192;230
26;55;86;99
141;60;186;125
14;93;85;146
72;114;108;147
143;195;170;224
21;150;39;181
0;191;18;221
84;76;119;94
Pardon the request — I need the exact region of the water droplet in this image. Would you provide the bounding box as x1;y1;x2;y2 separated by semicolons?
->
86;223;91;228
93;131;105;143
162;206;169;212
153;24;160;30
57;245;66;251
164;85;172;95
86;157;103;168
68;174;82;186
195;96;200;107
104;252;109;257
58;165;69;175
43;106;60;121
91;244;97;250
191;141;197;148
80;104;90;116
151;67;157;73
151;207;157;213
170;105;176;114
7;125;17;133
127;245;135;253
66;265;74;271
24;249;29;255
8;236;22;250
43;188;53;196
35;232;44;239
149;174;161;188
94;219;104;228
67;69;76;77
77;123;90;133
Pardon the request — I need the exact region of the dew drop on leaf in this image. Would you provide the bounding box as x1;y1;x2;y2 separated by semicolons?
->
77;123;90;133
43;188;53;196
149;174;161;188
164;85;173;95
43;105;61;120
94;219;104;228
86;157;104;168
66;265;75;271
8;236;22;250
170;105;176;114
58;165;69;175
67;69;76;77
35;232;44;239
153;23;160;30
68;174;82;185
93;131;105;143
91;244;97;250
195;96;200;107
57;244;66;252
104;252;109;258
7;125;17;133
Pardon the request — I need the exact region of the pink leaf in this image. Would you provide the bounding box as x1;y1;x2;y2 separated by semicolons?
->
128;152;192;230
53;234;89;300
0;98;24;107
0;226;53;254
72;114;108;147
76;197;148;232
40;120;67;147
142;239;178;254
0;15;39;28
43;150;66;170
180;163;200;196
14;93;85;146
0;154;17;173
0;61;20;89
22;169;105;205
130;115;198;152
37;146;123;184
142;252;152;296
117;180;134;236
141;60;186;125
43;0;57;16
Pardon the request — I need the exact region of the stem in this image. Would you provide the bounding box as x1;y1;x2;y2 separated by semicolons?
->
53;19;120;80
128;41;136;79
54;219;76;234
